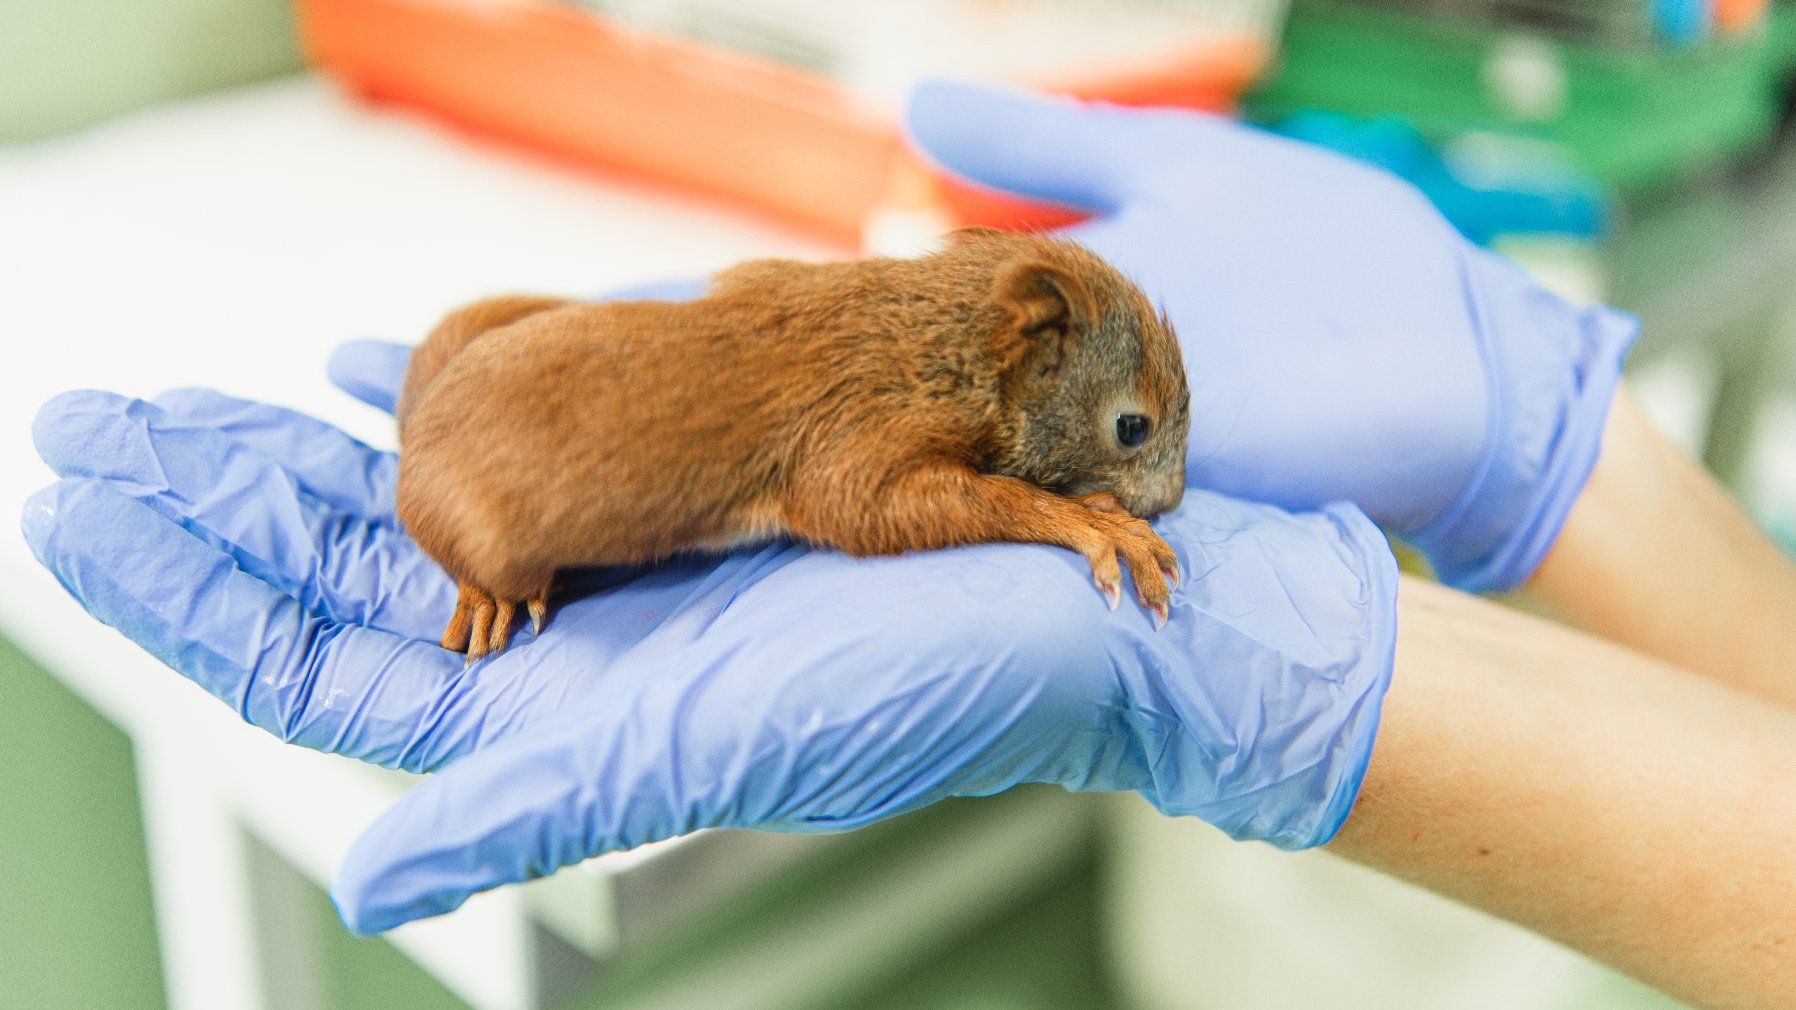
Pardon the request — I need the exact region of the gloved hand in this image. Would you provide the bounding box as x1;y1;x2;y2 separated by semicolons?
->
906;81;1637;592
23;341;1396;933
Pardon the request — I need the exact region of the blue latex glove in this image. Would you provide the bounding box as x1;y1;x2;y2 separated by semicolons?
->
906;81;1637;592
23;342;1396;933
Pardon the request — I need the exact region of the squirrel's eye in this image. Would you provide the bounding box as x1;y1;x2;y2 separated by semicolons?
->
1116;413;1149;448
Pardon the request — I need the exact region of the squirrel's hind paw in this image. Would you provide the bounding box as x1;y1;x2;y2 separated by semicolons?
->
445;581;533;664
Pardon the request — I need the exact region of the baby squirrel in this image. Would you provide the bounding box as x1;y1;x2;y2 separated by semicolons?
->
397;229;1190;661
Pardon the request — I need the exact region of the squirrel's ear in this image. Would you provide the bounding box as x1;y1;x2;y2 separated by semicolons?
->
945;226;1006;247
992;258;1096;382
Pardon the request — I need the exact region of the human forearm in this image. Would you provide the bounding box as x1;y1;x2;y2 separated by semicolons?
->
1331;576;1796;1009
1523;384;1796;707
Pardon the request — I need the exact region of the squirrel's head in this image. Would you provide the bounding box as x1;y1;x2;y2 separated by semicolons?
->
966;232;1190;519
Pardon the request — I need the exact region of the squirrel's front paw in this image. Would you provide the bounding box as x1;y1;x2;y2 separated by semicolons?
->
1069;508;1179;629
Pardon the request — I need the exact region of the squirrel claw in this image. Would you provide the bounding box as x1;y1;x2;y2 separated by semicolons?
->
1080;514;1173;623
1096;577;1121;611
1147;600;1169;631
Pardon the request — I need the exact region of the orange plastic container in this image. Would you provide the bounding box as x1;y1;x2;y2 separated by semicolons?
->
299;0;1264;246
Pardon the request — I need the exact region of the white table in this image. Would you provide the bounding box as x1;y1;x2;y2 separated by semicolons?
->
0;75;1089;1010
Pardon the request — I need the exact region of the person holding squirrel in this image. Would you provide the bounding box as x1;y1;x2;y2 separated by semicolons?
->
23;81;1796;1009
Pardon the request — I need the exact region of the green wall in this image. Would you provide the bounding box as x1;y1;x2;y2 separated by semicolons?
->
0;0;302;142
0;636;165;1008
0;636;476;1010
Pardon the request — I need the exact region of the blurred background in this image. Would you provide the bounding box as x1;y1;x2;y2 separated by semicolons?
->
5;1;1795;1008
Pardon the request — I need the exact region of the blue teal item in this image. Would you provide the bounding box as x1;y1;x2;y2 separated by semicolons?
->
23;360;1397;934
906;80;1635;592
1655;0;1711;45
1273;110;1609;243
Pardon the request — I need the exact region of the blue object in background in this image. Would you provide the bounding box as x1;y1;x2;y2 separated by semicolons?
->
1274;110;1610;245
1655;0;1712;45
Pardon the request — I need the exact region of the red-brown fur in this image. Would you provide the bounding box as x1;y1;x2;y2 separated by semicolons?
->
399;230;1190;660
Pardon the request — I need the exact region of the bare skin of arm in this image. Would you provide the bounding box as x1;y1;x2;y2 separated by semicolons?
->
1331;575;1796;1010
1328;386;1796;1008
1522;385;1796;707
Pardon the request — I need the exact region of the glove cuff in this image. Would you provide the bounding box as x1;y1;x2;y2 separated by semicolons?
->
1293;502;1400;849
1409;249;1637;594
1160;501;1400;851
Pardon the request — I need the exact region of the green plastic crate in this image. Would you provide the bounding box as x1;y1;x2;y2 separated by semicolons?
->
1249;0;1796;197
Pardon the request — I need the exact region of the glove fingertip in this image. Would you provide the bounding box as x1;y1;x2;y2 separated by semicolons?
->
902;78;1038;162
334;812;479;935
328;339;412;416
327;884;380;935
31;389;128;467
329;870;452;936
329;877;414;936
19;481;69;564
902;79;1136;215
19;478;167;601
333;825;408;935
901;78;976;140
904;77;1054;130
